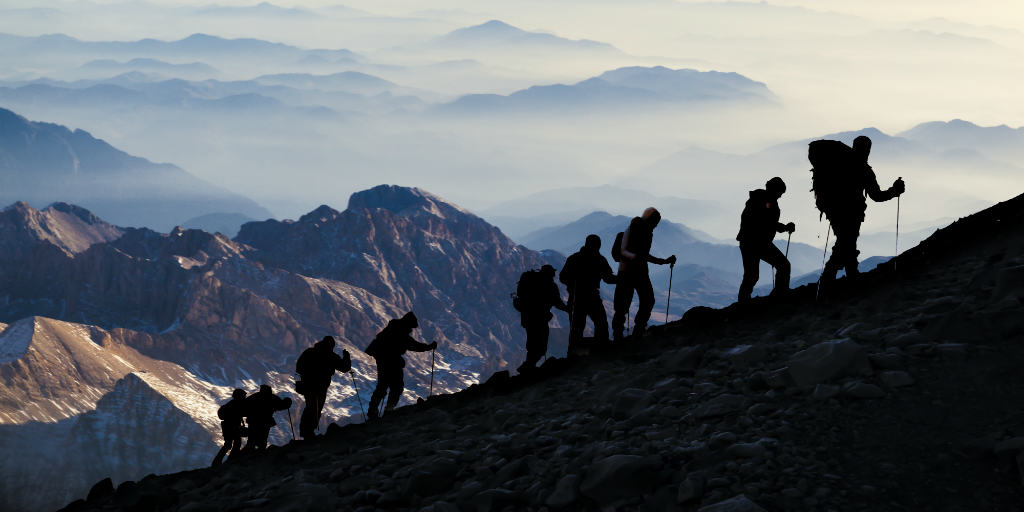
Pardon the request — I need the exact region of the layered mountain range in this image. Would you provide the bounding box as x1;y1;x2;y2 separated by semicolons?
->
0;185;554;511
0;107;270;231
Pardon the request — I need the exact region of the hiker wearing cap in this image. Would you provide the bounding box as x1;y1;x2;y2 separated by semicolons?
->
737;177;795;302
612;207;676;340
243;384;292;451
295;336;352;439
211;388;248;466
364;312;437;419
811;135;905;288
514;264;569;374
560;234;617;351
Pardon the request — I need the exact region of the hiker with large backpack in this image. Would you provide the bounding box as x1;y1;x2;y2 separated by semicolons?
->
810;135;905;289
211;388;248;466
560;234;617;351
243;384;292;451
737;177;796;302
513;264;569;374
611;207;676;340
295;336;352;439
364;312;436;420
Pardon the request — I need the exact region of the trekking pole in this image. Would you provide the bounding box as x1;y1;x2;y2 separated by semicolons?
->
664;263;674;323
349;370;367;423
286;407;296;442
816;225;831;301
429;347;436;398
894;193;901;273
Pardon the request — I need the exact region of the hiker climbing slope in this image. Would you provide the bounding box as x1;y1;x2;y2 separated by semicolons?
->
211;388;248;467
365;312;436;420
243;385;292;451
514;264;569;373
295;336;351;439
810;135;905;288
612;207;676;340
737;177;796;302
560;234;616;349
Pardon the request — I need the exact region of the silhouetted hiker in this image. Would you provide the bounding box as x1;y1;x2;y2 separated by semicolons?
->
737;177;796;302
611;208;676;340
514;264;569;373
243;384;291;451
810;135;905;288
295;336;351;439
211;388;248;467
364;312;437;419
560;234;617;350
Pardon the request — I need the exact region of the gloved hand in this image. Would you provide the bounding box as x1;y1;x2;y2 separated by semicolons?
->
342;349;351;359
429;341;438;350
892;177;905;195
786;222;796;233
666;255;677;266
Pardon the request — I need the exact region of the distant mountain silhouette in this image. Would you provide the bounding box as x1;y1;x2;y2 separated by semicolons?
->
442;66;775;113
0;32;361;64
898;119;1024;163
253;71;396;94
195;2;317;18
435;20;618;52
182;212;258;238
80;58;218;76
0;107;271;230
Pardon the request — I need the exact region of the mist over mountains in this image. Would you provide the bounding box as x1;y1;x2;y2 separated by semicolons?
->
0;107;270;231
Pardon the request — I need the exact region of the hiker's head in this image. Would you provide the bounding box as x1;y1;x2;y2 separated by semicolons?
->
641;207;661;228
853;135;872;161
232;388;246;400
259;384;272;394
540;264;556;278
584;234;601;251
401;311;419;329
317;335;336;350
766;177;786;198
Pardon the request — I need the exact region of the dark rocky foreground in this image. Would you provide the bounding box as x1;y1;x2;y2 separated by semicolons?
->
62;193;1024;511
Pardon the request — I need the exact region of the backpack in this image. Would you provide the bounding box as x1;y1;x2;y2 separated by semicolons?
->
512;269;544;311
610;231;624;262
808;139;856;217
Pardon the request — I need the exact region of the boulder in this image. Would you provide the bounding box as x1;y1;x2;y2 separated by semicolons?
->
841;381;885;399
545;474;581;508
723;345;768;369
580;454;661;503
677;474;706;504
787;339;870;387
612;388;652;419
695;394;748;419
697;494;767;511
879;371;915;388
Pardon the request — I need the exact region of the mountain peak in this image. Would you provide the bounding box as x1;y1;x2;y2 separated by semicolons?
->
347;184;471;218
298;204;341;223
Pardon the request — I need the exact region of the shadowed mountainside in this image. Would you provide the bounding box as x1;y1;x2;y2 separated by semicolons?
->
58;192;1024;511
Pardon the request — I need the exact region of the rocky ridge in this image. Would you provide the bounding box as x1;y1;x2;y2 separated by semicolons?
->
0;185;555;511
60;192;1024;511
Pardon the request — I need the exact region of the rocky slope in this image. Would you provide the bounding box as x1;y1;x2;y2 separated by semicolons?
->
0;186;555;511
59;190;1024;511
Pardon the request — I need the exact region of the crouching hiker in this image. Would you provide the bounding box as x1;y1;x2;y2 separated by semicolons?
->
211;388;248;466
365;312;437;420
737;176;795;302
295;336;351;439
243;384;292;451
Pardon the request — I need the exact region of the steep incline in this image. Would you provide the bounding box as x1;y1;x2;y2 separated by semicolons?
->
61;192;1024;511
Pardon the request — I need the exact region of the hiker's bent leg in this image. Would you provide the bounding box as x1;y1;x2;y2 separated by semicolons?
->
634;275;655;334
385;368;403;411
763;243;790;293
612;277;634;339
569;299;587;344
738;243;760;301
587;293;609;341
368;363;387;418
299;391;317;438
